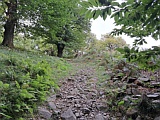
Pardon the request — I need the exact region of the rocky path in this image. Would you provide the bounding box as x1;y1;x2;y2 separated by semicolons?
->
37;64;110;120
36;62;160;120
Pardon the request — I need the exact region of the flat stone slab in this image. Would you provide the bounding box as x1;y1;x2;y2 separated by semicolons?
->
147;93;160;99
138;77;150;82
95;114;105;120
48;102;56;110
38;107;52;119
151;82;160;87
61;108;76;120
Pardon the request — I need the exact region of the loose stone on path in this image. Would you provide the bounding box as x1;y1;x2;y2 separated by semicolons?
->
37;66;111;120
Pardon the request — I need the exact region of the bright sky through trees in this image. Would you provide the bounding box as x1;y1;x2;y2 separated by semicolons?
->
91;17;160;49
90;0;160;49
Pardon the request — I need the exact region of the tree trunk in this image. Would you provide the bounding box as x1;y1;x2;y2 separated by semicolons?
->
57;43;65;57
1;1;17;48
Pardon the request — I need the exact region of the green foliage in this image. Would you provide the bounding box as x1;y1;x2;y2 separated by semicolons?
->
99;34;127;52
28;0;90;57
84;33;127;57
0;0;90;56
118;100;125;106
0;57;54;119
117;46;160;70
0;47;71;119
117;47;139;62
80;0;160;45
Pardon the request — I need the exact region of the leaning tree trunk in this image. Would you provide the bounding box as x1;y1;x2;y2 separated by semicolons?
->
57;43;65;57
1;1;17;48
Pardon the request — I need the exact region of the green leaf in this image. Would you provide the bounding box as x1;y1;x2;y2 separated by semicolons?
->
119;11;123;18
4;84;9;89
108;8;111;15
102;11;108;20
141;0;150;4
124;11;130;17
0;113;12;119
111;2;119;6
0;81;3;87
88;0;99;7
93;10;101;20
79;8;88;15
118;100;125;106
114;14;119;22
85;10;92;19
80;1;91;7
116;48;125;54
15;81;20;89
121;2;126;7
20;89;35;99
127;0;135;4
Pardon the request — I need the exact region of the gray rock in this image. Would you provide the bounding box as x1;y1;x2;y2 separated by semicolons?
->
127;77;137;83
111;117;117;120
80;94;87;99
123;95;131;101
86;92;95;99
77;84;84;92
53;110;61;114
99;91;105;95
75;112;81;118
126;108;138;119
95;114;105;120
75;104;81;108
96;104;108;111
123;67;130;72
136;115;141;120
104;115;110;120
56;93;62;98
50;87;55;93
118;83;125;87
47;95;56;101
38;107;52;119
131;88;141;95
126;88;132;95
138;77;150;82
116;112;122;117
152;100;160;104
154;116;160;120
112;77;119;81
151;82;160;87
122;116;127;120
48;102;56;110
147;93;160;99
130;84;138;88
70;88;79;95
67;77;75;81
61;108;76;120
66;95;76;99
79;117;87;120
81;108;90;114
56;103;63;109
132;95;141;98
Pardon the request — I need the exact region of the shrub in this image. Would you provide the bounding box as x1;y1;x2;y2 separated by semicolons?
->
117;46;160;70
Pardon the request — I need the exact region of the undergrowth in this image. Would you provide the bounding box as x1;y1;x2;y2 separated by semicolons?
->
0;47;72;120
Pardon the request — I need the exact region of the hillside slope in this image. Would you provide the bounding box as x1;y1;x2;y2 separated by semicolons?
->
0;47;72;120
